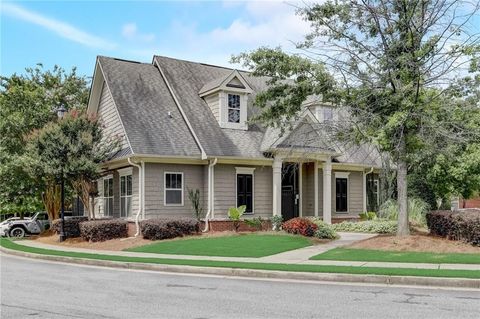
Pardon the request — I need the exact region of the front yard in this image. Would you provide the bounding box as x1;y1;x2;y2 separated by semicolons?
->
311;247;480;264
126;233;312;257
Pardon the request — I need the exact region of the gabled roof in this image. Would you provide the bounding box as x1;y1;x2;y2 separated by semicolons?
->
87;54;383;167
198;69;252;96
92;56;202;157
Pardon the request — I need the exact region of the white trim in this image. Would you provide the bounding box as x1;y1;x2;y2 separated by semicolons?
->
164;172;184;206
235;168;255;214
103;174;113;180
118;167;133;177
154;59;208;159
334;172;351;179
314;161;319;217
235;167;256;175
334;172;350;214
102;175;114;217
199;69;253;97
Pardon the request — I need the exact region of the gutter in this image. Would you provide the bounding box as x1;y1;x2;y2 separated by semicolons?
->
203;158;218;232
127;158;143;237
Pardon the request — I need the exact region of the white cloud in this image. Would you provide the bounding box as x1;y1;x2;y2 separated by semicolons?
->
121;23;155;42
126;1;310;67
1;3;116;50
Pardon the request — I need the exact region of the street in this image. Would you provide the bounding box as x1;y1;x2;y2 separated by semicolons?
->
1;254;479;319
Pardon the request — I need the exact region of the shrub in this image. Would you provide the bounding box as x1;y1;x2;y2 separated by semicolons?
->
359;212;377;221
309;218;338;239
271;215;283;231
79;219;128;242
244;217;264;231
282;217;318;237
228;205;246;232
52;216;88;238
187;188;203;221
378;198;429;226
426;210;480;246
140;218;200;240
332;220;397;234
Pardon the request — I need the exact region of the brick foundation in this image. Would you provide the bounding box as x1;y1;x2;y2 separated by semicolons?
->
201;220;272;232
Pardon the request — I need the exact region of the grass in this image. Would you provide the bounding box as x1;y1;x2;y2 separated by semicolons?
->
126;234;312;257
311;248;480;264
1;239;479;279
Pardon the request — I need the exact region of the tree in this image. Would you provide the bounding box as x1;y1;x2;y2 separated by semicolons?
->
0;64;89;216
234;0;480;236
25;109;120;221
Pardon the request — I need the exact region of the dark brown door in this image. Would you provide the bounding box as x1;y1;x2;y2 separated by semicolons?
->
336;178;348;212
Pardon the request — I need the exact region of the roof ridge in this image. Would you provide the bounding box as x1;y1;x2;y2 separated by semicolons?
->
153;55;250;73
98;55;150;65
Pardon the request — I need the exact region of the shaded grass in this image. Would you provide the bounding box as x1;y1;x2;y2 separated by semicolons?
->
311;248;480;264
126;234;312;257
1;239;479;279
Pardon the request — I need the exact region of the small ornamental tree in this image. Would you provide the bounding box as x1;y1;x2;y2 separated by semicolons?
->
26;109;120;221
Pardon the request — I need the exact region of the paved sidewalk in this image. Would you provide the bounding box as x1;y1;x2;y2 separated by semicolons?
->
14;235;480;271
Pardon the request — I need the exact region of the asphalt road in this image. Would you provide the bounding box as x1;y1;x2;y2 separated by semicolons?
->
1;254;479;319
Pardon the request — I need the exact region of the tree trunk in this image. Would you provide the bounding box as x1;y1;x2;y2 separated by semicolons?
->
396;155;409;236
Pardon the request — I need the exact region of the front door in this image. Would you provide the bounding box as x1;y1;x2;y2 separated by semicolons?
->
281;163;299;220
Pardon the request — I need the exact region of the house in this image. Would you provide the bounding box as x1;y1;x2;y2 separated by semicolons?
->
86;55;382;229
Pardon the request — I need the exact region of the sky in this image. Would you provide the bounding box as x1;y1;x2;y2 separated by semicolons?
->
1;0;311;78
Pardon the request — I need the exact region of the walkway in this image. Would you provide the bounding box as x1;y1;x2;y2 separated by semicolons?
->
13;233;480;271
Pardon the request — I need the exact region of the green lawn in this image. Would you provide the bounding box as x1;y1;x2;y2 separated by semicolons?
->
1;238;479;279
311;248;480;264
126;234;312;257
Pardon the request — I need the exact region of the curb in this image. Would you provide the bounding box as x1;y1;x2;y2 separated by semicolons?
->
1;246;479;289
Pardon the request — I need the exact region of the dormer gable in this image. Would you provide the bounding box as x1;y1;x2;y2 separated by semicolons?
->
199;70;253;130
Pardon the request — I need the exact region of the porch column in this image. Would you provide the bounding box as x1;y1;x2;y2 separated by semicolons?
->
323;157;332;224
314;161;319;217
272;157;283;217
363;171;367;212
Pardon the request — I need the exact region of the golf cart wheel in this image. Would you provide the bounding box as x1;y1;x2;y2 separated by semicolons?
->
9;227;26;238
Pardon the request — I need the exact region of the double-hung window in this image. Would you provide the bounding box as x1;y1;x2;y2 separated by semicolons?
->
103;176;114;216
164;172;183;206
120;174;132;217
227;94;241;123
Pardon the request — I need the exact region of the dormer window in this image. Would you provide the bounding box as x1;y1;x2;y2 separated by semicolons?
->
323;107;333;122
228;94;241;123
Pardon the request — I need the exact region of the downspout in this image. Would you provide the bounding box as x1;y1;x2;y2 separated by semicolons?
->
128;158;143;237
202;158;217;232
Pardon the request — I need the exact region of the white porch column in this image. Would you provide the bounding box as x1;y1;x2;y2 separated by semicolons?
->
314;161;319;217
298;163;303;217
272;157;283;216
323;157;332;224
363;171;367;213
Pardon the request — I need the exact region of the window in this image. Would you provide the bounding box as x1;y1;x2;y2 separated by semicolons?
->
120;174;132;217
236;167;255;214
164;172;183;206
336;178;348;212
103;176;114;216
367;178;379;212
227;94;241;123
323;107;333;122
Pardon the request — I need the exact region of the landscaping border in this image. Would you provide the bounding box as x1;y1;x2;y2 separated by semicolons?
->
1;240;479;289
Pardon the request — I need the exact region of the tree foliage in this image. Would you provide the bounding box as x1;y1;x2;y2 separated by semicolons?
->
234;0;480;236
25;109;120;220
0;65;89;215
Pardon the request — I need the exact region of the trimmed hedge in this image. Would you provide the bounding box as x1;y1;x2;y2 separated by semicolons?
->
427;210;480;246
140;218;200;240
79;219;128;242
282;218;318;237
52;217;88;238
332;220;397;234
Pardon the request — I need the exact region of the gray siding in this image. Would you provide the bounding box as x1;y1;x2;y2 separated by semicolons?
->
331;170;364;217
204;93;220;122
97;83;129;149
144;163;206;218
213;164;273;219
301;163;314;216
